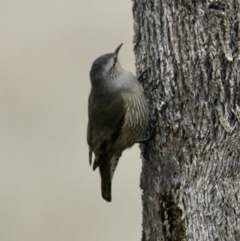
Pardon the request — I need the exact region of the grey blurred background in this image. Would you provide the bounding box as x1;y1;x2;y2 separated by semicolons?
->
0;1;143;241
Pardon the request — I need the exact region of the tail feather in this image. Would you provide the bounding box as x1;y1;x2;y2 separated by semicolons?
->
99;154;121;202
89;148;92;166
101;175;112;202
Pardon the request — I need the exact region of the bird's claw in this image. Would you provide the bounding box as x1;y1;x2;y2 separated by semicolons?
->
137;68;150;83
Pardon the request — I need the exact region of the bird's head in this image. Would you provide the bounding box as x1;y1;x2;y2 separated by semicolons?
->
90;43;123;86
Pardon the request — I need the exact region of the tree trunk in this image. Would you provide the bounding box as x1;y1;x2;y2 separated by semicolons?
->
132;1;240;240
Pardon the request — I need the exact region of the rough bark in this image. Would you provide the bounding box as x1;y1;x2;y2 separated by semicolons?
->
132;1;240;240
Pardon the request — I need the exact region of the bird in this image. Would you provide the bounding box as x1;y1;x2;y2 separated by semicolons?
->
87;43;149;202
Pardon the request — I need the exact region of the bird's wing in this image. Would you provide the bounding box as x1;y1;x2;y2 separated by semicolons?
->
87;91;125;166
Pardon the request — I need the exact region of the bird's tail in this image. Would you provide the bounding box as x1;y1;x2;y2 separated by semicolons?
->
98;154;121;202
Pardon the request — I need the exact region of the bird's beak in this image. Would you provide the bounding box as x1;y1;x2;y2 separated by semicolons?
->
114;43;123;56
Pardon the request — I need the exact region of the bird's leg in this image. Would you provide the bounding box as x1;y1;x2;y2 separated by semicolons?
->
137;68;150;83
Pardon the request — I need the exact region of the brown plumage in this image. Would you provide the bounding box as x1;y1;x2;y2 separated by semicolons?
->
87;44;148;202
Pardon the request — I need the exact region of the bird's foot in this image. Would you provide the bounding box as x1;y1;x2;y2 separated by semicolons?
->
137;68;150;83
137;132;156;144
137;131;156;160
